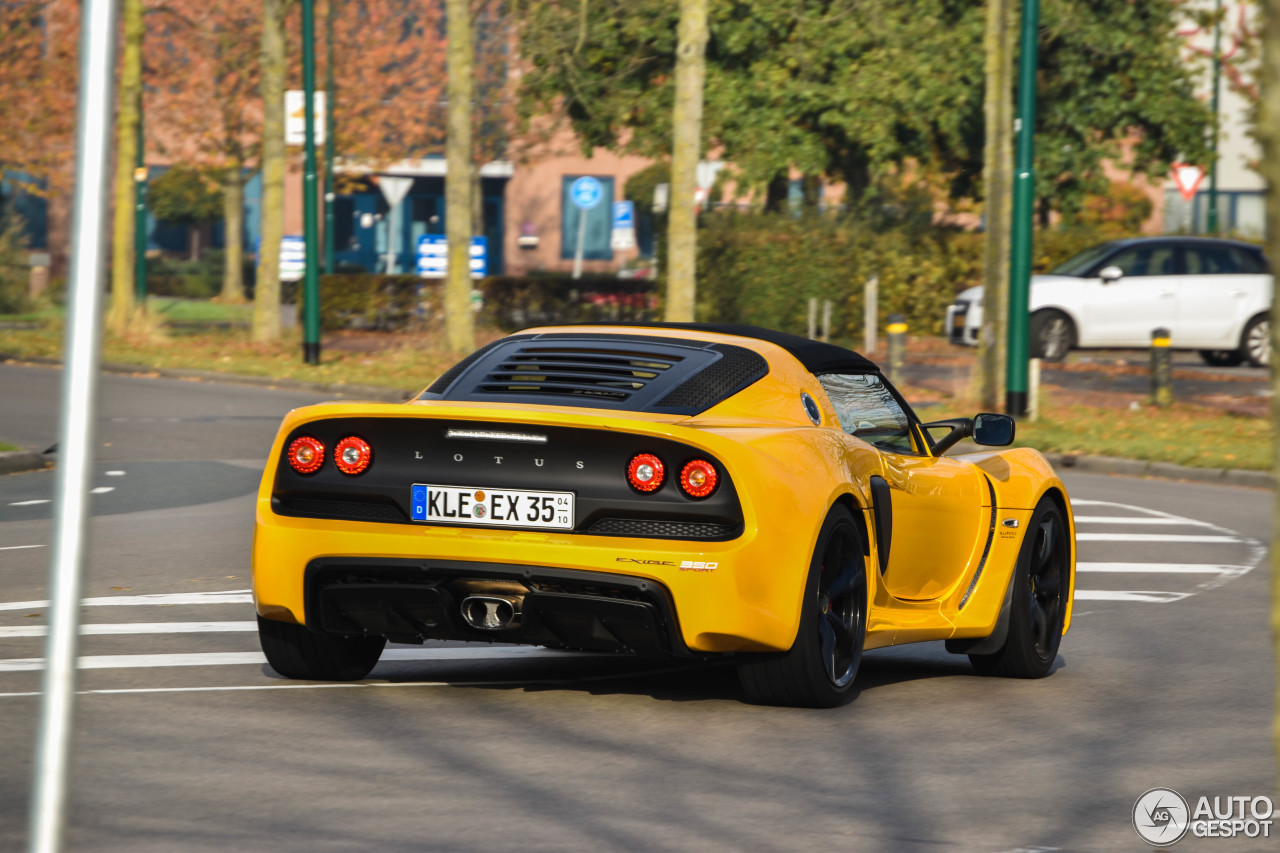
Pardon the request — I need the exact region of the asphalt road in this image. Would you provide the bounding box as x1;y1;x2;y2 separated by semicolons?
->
0;362;1272;852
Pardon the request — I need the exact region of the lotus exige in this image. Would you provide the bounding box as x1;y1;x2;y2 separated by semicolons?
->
253;324;1075;707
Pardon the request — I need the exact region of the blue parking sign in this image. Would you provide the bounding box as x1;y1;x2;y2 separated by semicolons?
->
612;200;635;229
570;176;604;210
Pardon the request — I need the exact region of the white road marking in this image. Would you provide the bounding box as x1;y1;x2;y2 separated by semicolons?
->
1074;590;1193;603
0;544;44;551
105;470;126;476
0;589;252;612
8;499;50;507
0;646;599;673
1073;516;1218;527
1076;533;1240;543
0;621;256;639
90;486;114;495
1077;562;1249;575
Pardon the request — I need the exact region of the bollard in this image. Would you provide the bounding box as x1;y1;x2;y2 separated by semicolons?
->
886;313;907;385
1150;327;1173;407
864;276;879;353
821;299;833;343
1028;358;1041;422
807;297;818;340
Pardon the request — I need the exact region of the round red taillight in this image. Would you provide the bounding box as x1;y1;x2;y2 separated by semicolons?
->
287;436;325;474
334;435;373;475
679;459;719;499
627;453;665;493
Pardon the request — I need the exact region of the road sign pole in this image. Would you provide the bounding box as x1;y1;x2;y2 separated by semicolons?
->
1006;0;1040;418
323;0;335;274
572;212;587;279
1207;0;1221;235
28;0;118;847
301;0;321;364
134;97;147;305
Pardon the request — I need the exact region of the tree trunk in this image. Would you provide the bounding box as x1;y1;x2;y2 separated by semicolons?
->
254;0;286;342
800;174;821;215
978;0;1015;410
664;0;708;322
1255;0;1280;783
445;0;475;353
763;173;790;213
221;166;245;302
107;0;143;334
189;226;201;263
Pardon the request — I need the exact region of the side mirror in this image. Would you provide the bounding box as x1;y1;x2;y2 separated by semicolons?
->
1098;265;1123;284
972;413;1015;446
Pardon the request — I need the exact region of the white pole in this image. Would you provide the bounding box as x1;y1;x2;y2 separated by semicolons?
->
1028;357;1041;422
29;0;118;847
822;298;833;343
864;275;878;353
807;297;817;340
572;208;586;280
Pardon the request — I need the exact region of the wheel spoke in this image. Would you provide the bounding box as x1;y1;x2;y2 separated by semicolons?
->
1037;517;1056;571
825;562;862;600
825;610;855;646
1029;600;1049;650
818;615;837;679
1036;574;1061;598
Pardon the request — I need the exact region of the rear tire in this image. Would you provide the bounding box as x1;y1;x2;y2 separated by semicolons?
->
258;615;386;681
968;498;1070;678
1242;315;1270;367
737;507;867;708
1029;310;1075;362
1199;349;1245;368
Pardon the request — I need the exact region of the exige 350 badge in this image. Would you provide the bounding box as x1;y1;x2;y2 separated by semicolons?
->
614;557;719;572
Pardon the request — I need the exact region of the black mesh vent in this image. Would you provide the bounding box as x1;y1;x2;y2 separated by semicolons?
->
653;344;768;410
424;335;534;395
277;498;407;522
475;346;685;402
586;517;738;540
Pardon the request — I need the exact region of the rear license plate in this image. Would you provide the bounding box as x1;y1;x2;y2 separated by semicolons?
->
410;484;575;530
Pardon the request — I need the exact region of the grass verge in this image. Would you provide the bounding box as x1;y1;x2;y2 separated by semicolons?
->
0;441;19;452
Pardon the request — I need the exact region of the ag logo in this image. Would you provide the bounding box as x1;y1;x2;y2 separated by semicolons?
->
1133;787;1190;845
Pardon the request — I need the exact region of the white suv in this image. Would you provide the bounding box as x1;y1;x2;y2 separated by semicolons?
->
947;237;1273;366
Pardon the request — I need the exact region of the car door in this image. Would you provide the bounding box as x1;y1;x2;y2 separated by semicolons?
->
818;373;988;602
1078;243;1179;347
1175;244;1271;349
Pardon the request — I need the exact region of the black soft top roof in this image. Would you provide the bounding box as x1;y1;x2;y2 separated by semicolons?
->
573;323;881;375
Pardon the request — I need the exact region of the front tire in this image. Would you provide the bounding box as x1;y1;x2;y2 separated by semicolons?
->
1029;310;1075;362
737;506;868;708
1242;315;1270;367
258;615;386;681
969;498;1070;678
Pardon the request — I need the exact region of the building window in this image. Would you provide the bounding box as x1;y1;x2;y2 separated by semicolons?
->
561;176;614;261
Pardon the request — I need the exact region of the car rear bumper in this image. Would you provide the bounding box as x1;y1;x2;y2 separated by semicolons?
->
253;507;811;655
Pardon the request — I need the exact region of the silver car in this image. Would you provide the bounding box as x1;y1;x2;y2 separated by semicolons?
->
947;237;1273;366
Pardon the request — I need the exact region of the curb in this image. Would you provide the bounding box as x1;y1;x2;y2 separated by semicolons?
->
1045;453;1273;490
0;450;48;476
0;352;413;403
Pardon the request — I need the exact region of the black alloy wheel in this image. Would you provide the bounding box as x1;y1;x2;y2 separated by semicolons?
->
1242;316;1270;368
970;499;1070;678
737;506;867;707
1029;311;1075;362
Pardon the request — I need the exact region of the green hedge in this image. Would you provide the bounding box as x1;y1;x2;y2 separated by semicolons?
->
695;213;1130;339
479;275;658;331
314;274;442;331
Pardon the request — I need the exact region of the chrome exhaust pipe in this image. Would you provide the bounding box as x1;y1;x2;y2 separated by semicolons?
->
460;596;520;631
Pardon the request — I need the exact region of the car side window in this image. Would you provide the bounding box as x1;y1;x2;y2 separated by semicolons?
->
817;373;916;454
1105;246;1177;277
1185;246;1243;275
1237;249;1269;274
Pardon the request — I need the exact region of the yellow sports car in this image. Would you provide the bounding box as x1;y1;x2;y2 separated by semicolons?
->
253;324;1075;707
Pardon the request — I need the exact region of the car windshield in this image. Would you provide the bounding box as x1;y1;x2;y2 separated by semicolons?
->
1049;242;1120;277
